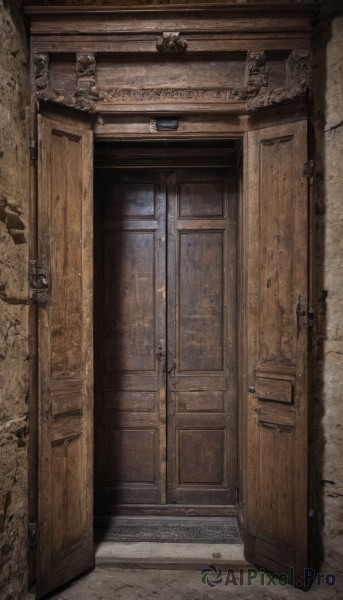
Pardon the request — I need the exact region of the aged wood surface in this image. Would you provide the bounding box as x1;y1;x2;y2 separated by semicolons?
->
26;4;313;591
36;104;94;597
95;165;237;511
26;4;315;116
244;120;308;582
167;168;237;506
95;169;167;507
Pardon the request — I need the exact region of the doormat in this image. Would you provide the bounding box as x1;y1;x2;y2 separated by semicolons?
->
94;517;242;544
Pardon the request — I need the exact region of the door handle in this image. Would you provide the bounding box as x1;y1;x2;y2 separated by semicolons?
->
168;360;176;377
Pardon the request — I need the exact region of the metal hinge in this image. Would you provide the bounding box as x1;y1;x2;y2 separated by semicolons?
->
28;522;37;548
236;485;240;504
303;159;314;178
307;303;315;328
30;140;38;163
307;302;315;351
296;298;315;349
29;258;50;308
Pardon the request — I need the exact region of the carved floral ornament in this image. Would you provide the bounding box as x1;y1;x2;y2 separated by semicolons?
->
33;50;312;114
156;32;188;54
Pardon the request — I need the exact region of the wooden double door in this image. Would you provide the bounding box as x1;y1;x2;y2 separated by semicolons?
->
35;106;309;597
95;166;237;510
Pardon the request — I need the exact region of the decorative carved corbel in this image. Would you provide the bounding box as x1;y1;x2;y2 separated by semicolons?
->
34;53;49;92
245;51;268;89
35;89;96;114
288;50;312;89
76;53;96;91
247;50;312;112
156;32;188;54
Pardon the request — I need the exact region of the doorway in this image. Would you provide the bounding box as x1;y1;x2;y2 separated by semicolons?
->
94;145;239;518
33;105;309;596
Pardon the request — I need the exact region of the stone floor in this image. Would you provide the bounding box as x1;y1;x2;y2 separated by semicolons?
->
25;567;342;600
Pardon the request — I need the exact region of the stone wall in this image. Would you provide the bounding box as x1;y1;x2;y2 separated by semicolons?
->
312;0;343;577
0;1;30;598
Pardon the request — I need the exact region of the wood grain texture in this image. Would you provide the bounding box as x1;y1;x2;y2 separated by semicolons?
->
167;168;237;506
95;165;238;510
95;169;166;508
36;103;93;598
244;120;308;582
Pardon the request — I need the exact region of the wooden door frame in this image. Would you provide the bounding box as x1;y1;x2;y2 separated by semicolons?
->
25;3;316;589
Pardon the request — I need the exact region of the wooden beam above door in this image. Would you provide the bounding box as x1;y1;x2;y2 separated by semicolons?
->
25;3;317;118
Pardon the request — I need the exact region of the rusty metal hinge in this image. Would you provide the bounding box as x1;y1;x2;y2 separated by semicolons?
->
30;140;38;163
303;159;314;178
29;258;50;308
307;303;315;329
297;297;315;350
28;522;37;548
307;303;315;351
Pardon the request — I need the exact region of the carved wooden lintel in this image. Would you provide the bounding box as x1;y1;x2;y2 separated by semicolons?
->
89;86;259;103
32;49;311;114
34;53;49;92
95;155;233;168
35;89;96;114
247;82;308;112
76;53;96;91
156;32;188;54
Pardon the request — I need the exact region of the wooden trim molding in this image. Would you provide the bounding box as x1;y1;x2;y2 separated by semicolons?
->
32;49;312;116
26;4;316;116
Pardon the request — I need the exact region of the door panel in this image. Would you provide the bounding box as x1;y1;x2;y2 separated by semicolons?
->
167;168;237;505
244;121;308;580
37;103;93;598
95;170;166;508
96;166;237;509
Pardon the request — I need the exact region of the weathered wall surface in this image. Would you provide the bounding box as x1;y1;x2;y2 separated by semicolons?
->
312;0;343;578
0;0;30;598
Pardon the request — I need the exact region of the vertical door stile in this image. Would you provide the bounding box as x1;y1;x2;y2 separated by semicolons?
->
36;102;93;598
244;119;309;582
96;169;167;508
167;168;237;506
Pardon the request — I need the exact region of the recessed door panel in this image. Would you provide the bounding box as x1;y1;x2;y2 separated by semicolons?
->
95;166;237;510
95;169;166;509
167;168;237;506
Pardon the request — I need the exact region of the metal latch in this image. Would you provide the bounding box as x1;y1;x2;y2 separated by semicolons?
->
29;258;50;308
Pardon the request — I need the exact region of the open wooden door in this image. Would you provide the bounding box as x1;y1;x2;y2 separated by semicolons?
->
244;119;308;583
36;103;93;597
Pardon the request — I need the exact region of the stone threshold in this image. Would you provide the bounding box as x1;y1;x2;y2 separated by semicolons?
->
95;541;249;570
